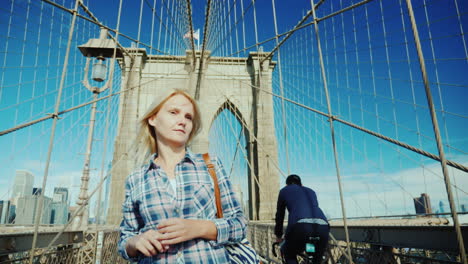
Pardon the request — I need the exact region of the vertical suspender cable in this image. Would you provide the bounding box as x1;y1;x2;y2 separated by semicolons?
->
422;0;460;208
137;0;144;48
29;0;80;263
195;0;212;99
163;0;170;51
251;0;259;53
240;0;247;56
13;0;31;156
363;2;383;215
251;0;261;220
227;1;233;56
454;0;468;61
157;1;163;50
399;0;426;197
169;0;176;53
0;0;15;103
309;0;353;262
30;1;45;145
270;0;290;175
93;0;124;261
379;1;400;212
150;0;157;55
404;0;466;262
233;0;240;58
186;0;196;65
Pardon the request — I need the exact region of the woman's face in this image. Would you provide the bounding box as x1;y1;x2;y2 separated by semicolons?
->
148;94;195;149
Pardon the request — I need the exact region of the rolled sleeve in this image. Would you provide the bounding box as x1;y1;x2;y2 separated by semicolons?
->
209;157;247;246
117;174;142;261
211;218;231;244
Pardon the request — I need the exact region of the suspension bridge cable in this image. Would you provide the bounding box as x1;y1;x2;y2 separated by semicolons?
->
309;0;352;260
209;0;251;55
398;0;428;197
160;0;188;51
206;64;468;174
206;0;236;53
207;83;285;218
405;0;466;261
195;0;212;99
335;120;468;205
271;0;290;175
29;0;81;262
41;137;143;257
93;3;123;258
0;66;187;137
239;0;247;55
262;0;377;64
0;0;15;103
44;0;185;58
0;96;93;177
186;0;196;65
63;0;133;58
422;0;461;211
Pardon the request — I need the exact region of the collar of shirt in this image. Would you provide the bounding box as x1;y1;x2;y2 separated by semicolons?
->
144;149;197;173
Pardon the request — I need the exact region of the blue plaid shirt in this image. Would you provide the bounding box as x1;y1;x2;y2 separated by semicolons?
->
118;151;247;263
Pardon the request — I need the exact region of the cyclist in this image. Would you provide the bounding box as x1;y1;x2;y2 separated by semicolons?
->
274;175;329;264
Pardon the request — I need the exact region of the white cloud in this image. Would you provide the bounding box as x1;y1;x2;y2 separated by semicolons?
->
301;160;468;219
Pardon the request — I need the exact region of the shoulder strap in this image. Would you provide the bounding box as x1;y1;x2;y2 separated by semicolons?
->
202;153;223;218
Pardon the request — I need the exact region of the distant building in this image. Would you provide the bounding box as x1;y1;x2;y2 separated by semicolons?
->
12;170;34;200
53;187;69;203
414;193;432;215
8;205;16;223
438;201;447;214
32;187;42;196
0;200;10;224
15;195;52;225
461;204;467;213
51;201;68;224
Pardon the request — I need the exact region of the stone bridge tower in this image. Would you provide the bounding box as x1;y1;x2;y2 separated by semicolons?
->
107;49;280;224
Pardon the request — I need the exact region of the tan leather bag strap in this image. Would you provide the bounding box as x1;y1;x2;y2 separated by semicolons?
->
203;153;224;218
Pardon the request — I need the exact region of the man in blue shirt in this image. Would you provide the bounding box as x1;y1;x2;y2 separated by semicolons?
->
275;175;329;264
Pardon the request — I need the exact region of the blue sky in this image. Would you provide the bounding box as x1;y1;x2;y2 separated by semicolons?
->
0;0;467;221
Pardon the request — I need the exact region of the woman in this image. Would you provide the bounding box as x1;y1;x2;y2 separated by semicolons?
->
118;89;247;263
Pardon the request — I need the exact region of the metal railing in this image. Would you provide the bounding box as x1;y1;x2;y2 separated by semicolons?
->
0;223;462;263
247;221;462;264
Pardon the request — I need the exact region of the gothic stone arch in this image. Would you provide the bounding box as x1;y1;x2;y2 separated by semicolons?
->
107;50;279;224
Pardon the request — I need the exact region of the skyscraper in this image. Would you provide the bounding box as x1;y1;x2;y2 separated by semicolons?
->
53;187;69;203
438;201;446;214
51;187;69;224
414;193;432;215
11;170;34;200
15;195;52;225
0;200;10;224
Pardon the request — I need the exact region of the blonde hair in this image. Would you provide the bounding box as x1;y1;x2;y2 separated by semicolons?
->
139;89;202;154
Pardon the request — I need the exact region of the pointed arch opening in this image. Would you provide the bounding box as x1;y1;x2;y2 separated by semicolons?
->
208;99;257;220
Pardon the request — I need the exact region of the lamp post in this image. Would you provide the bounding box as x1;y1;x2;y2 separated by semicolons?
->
73;28;121;230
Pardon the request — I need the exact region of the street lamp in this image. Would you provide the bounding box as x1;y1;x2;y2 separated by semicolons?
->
73;27;121;230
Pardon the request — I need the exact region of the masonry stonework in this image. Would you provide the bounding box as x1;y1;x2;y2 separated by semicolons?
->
107;50;279;225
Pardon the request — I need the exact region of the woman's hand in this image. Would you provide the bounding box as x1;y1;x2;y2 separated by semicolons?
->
157;218;217;245
126;229;168;257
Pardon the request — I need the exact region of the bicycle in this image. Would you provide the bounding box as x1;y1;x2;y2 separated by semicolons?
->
272;236;322;264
